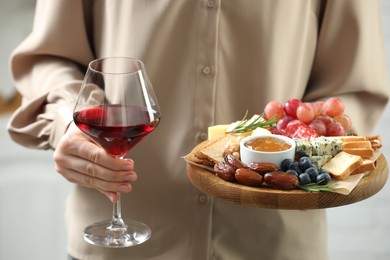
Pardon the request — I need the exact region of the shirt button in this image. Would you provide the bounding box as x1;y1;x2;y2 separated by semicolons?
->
202;66;212;75
206;0;216;8
200;132;208;141
197;194;208;204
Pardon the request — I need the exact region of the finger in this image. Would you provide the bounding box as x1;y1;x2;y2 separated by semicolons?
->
64;168;133;194
54;135;136;183
57;128;135;172
54;149;137;184
72;137;135;171
67;154;137;183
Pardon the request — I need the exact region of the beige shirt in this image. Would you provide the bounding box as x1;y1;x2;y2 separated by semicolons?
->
8;0;389;259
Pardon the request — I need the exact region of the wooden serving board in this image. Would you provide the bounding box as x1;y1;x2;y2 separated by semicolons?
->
186;153;388;210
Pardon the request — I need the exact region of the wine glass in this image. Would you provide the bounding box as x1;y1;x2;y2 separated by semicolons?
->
73;57;161;247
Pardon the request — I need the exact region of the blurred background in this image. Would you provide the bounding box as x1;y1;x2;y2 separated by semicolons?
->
0;1;390;259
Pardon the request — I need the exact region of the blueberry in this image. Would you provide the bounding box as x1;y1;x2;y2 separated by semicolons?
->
286;169;299;177
299;172;311;185
305;167;319;182
316;173;331;185
298;156;312;171
281;158;294;171
320;169;329;175
289;161;302;174
295;151;308;160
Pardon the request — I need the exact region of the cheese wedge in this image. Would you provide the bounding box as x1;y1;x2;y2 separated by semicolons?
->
208;125;229;140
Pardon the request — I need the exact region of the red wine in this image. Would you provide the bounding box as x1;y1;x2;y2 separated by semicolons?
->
73;105;160;157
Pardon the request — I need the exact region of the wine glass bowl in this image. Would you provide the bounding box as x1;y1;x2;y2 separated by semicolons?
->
73;57;160;247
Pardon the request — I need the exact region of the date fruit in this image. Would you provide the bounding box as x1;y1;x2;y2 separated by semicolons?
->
235;168;263;187
264;171;299;190
224;153;246;169
214;162;235;182
248;162;278;175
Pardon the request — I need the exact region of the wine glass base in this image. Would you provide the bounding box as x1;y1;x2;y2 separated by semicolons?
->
83;219;151;248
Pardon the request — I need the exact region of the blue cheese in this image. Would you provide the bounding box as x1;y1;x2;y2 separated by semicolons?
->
310;155;333;169
294;138;313;157
310;137;342;156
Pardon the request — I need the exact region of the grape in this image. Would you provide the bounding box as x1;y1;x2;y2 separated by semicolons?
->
312;101;324;116
276;115;294;130
284;99;302;118
316;115;333;126
264;101;285;120
326;122;345;136
309;118;327;136
296;102;315;124
334;114;352;131
323;97;345;117
264;97;352;138
269;127;285;135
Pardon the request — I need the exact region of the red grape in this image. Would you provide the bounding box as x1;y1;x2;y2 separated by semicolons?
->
323;97;345;117
309;118;327;136
284;99;302;118
263;97;352;138
264;101;285;120
312;101;324;116
334;114;352;131
270;127;285;135
276;115;294;130
316;115;333;126
326;122;345;136
296;102;315;124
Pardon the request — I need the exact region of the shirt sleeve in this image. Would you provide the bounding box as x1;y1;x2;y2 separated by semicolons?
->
7;0;94;149
305;0;390;135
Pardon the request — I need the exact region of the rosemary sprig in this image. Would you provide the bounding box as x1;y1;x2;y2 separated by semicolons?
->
298;183;337;192
226;111;278;133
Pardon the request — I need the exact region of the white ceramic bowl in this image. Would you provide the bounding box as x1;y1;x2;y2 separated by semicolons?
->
240;134;296;168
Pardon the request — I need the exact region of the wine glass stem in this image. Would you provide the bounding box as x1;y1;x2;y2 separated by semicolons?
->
111;192;126;229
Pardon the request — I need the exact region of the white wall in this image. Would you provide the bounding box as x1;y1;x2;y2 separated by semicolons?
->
0;1;70;260
0;115;70;260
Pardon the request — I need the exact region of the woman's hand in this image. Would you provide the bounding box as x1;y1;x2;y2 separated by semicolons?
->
53;122;137;203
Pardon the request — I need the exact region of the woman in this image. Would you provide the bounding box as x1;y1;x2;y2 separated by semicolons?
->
8;1;389;259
